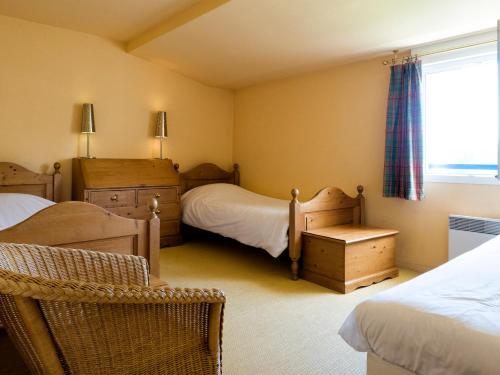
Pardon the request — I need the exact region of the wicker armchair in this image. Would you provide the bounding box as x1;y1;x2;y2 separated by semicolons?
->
0;243;225;375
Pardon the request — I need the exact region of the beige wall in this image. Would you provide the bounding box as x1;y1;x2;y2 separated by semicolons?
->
0;15;234;200
3;14;499;271
234;57;500;271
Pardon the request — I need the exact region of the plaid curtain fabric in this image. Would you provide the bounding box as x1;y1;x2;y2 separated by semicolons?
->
383;61;424;201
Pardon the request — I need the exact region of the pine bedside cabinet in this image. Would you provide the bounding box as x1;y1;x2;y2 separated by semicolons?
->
301;224;399;293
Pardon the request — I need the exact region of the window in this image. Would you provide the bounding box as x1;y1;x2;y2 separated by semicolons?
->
420;36;499;183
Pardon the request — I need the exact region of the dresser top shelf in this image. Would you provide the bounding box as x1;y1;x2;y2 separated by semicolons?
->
303;224;398;244
74;158;179;189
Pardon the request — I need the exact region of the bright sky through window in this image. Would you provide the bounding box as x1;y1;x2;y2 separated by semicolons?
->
424;51;498;176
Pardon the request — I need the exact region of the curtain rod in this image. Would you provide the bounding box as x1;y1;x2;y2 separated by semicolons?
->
382;39;497;65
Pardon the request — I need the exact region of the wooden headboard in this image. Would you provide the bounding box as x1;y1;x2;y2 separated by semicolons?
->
0;162;62;202
180;163;240;194
288;185;365;280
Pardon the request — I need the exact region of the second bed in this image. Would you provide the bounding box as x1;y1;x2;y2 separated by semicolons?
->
180;163;366;280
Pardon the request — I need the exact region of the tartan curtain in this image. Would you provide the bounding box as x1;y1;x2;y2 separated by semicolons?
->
383;61;424;201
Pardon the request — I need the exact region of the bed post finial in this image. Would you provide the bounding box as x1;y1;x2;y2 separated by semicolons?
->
357;185;366;225
53;162;62;202
233;163;240;186
149;197;159;219
174;163;179;171
148;197;160;276
289;187;301;281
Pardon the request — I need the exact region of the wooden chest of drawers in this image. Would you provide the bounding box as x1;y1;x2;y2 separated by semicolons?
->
72;158;182;247
301;225;398;293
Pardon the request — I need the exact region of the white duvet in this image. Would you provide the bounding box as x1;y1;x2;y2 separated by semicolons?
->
339;235;500;375
181;183;289;257
0;193;54;230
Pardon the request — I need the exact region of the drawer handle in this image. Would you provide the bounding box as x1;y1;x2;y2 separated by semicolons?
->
154;193;161;198
155;209;161;214
110;194;118;201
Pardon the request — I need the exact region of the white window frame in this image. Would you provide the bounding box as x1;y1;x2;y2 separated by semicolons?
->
414;29;499;185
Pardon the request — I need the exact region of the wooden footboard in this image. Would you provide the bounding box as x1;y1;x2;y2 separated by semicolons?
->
0;161;160;276
288;185;365;280
0;201;161;277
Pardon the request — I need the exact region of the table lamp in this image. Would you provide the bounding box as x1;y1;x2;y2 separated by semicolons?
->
155;111;167;159
81;103;96;158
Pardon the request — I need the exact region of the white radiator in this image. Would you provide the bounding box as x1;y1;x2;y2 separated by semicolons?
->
448;215;500;259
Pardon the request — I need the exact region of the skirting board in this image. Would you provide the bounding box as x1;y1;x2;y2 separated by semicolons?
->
395;259;433;274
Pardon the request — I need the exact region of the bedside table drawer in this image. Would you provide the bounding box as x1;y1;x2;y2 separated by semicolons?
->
89;190;136;208
138;187;178;205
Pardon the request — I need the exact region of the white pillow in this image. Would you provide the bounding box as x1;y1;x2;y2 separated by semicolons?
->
0;193;55;230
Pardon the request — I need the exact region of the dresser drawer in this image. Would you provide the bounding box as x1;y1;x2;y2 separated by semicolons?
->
138;187;178;205
160;220;180;237
155;203;180;220
114;203;180;221
106;206;144;220
88;190;136;208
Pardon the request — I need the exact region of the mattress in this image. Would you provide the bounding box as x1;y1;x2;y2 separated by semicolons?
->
181;183;289;257
0;193;54;230
339;235;500;375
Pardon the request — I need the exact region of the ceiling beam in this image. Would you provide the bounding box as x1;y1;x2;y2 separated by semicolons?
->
126;0;230;52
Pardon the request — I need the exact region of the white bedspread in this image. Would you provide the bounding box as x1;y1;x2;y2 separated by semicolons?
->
0;193;54;230
181;183;289;257
339;235;500;374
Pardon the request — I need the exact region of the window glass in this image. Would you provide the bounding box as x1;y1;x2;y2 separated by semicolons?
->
423;48;498;177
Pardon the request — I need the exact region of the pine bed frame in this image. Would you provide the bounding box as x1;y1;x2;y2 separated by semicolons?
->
180;163;365;280
0;162;160;277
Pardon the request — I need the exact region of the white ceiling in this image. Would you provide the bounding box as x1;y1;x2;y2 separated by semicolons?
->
0;0;200;41
1;0;500;89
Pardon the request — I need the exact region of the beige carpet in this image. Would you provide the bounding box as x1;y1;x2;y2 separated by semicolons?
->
160;237;417;375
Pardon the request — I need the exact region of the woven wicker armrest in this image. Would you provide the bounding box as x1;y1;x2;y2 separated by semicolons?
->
0;269;225;304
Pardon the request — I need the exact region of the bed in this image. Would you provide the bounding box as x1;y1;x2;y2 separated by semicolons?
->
0;162;160;277
180;163;366;280
339;235;500;375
